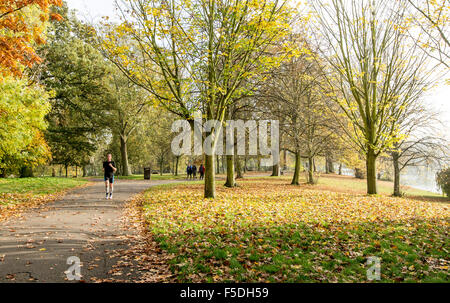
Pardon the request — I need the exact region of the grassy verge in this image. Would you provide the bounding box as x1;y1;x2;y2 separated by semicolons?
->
140;178;449;282
241;174;444;201
0;177;88;221
0;177;87;195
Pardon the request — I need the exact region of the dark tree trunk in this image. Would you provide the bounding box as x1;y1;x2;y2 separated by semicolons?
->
65;165;68;178
225;155;236;187
216;155;220;174
82;165;88;177
120;135;131;176
204;154;215;198
392;152;401;197
338;163;343;175
291;152;301;185
308;157;314;184
326;155;335;174
271;163;280;177
366;147;378;195
236;156;243;179
175;156;179;176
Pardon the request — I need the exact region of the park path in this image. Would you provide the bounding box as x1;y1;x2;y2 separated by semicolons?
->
0;179;179;283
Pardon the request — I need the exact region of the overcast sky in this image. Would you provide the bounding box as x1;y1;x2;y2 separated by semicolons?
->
65;0;450;128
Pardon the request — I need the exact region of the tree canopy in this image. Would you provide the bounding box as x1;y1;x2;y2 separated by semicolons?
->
0;0;62;77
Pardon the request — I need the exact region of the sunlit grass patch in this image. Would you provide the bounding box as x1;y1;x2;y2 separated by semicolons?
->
0;177;87;221
0;177;87;195
142;179;449;282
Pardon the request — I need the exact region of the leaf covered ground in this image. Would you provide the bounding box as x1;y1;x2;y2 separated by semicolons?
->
140;178;449;283
0;177;88;222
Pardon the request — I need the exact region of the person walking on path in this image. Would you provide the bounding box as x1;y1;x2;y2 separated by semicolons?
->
187;165;192;180
192;164;197;180
103;153;117;199
199;164;205;180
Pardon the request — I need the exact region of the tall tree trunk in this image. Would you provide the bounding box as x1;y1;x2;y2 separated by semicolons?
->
326;155;335;174
82;165;88;177
52;167;56;177
271;163;280;177
338;163;343;175
244;156;247;173
392;152;401;197
175;156;179;176
236;156;243;179
120;135;131;176
160;159;163;176
204;4;217;199
225;155;236;187
291;152;301;185
366;148;378;194
308;157;314;184
204;154;215;198
65;165;68;178
216;155;220;174
283;149;288;170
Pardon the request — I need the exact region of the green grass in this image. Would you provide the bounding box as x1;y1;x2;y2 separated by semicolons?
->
317;175;441;197
247;174;443;199
141;178;449;283
0;177;87;195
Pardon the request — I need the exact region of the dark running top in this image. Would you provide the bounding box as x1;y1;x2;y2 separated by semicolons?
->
103;161;116;178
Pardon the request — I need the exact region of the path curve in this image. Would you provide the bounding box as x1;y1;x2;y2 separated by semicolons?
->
0;179;179;282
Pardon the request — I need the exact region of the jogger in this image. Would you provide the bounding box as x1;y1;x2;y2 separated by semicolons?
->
103;153;117;199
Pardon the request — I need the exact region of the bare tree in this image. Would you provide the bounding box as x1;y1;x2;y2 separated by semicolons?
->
406;0;450;68
311;0;434;194
389;102;449;196
259;37;336;185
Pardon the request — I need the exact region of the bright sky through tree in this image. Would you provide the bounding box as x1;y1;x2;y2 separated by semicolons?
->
65;0;450;132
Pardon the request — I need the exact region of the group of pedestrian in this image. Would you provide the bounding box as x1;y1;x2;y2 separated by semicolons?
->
187;164;205;180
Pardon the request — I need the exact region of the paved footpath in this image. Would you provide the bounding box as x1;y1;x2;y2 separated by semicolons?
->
0;179;177;283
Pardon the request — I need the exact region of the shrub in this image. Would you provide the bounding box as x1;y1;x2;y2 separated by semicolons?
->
436;168;450;197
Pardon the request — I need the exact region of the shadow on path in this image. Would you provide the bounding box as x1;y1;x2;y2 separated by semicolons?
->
0;179;180;283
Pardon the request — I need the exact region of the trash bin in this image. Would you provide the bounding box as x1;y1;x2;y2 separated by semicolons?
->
144;167;151;180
